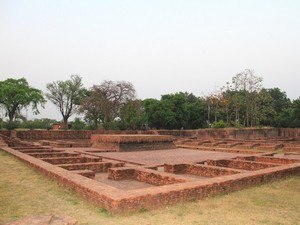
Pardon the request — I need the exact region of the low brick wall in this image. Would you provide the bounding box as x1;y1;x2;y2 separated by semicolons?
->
42;156;101;165
28;152;79;158
11;130;156;140
1;146;299;213
73;169;96;178
91;134;176;151
205;159;279;171
236;156;299;164
59;162;125;172
157;128;300;140
1;128;299;141
115;165;300;212
108;167;186;186
164;164;242;177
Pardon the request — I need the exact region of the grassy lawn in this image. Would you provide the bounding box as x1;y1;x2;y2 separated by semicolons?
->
0;150;299;225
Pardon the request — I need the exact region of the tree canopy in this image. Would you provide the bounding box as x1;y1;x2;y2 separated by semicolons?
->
1;69;299;130
142;92;207;129
0;78;45;125
80;80;136;129
46;75;85;128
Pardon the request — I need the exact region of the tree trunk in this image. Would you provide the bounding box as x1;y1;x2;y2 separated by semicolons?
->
63;117;68;130
226;105;229;125
8;113;14;123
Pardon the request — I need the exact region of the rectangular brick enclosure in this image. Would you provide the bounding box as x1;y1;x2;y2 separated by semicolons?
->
0;129;299;213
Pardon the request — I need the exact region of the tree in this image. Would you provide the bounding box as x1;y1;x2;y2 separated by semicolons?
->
186;94;207;129
266;88;291;113
141;98;163;129
46;75;85;129
291;98;300;127
119;100;144;130
142;92;207;129
90;80;136;125
275;98;300;128
80;89;104;130
0;78;45;126
232;69;263;126
71;117;86;130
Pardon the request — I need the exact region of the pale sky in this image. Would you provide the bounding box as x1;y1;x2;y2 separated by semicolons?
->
0;0;299;120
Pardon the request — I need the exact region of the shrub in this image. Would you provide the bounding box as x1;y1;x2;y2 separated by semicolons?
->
71;118;86;130
212;120;227;128
231;120;244;128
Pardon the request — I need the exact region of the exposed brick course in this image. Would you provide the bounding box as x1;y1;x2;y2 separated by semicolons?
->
164;164;242;177
205;159;279;171
91;134;175;151
1;130;300;213
108;167;186;186
59;162;125;172
42;156;101;165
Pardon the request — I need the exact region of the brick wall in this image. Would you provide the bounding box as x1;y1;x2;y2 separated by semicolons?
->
157;128;300;140
108;167;185;186
164;164;241;177
1;128;299;140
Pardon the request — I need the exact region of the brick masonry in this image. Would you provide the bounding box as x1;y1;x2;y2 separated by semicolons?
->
164;164;242;177
91;134;176;151
108;167;186;186
1;134;300;213
1;128;299;140
204;159;279;171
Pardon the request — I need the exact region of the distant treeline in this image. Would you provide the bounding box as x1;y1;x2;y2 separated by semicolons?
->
0;69;299;130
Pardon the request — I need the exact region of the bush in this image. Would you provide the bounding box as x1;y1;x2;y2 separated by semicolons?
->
3;121;20;130
103;121;121;130
71;118;86;130
231;120;244;128
212;120;227;128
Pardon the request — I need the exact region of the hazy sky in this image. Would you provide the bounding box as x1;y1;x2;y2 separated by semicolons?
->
0;0;299;120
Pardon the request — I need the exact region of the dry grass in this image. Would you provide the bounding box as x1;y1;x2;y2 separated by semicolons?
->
0;150;299;225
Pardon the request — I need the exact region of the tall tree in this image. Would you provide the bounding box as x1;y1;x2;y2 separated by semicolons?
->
119;100;144;130
91;80;136;124
46;75;84;129
79;89;104;130
0;78;45;125
232;69;263;126
142;92;207;129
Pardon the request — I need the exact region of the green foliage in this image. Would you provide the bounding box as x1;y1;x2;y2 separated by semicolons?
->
142;92;207;129
2;120;20;130
119;100;145;130
19;118;57;130
46;75;85;128
274;98;300;128
71;118;86;130
209;75;298;128
79;80;136;130
80;89;104;130
103;120;121;130
212;120;227;128
0;78;45;126
231;120;244;128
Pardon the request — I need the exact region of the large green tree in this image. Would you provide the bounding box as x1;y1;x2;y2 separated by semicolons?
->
0;78;45;125
46;75;85;129
274;98;300;128
142;92;207;129
119;100;144;130
79;89;104;130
